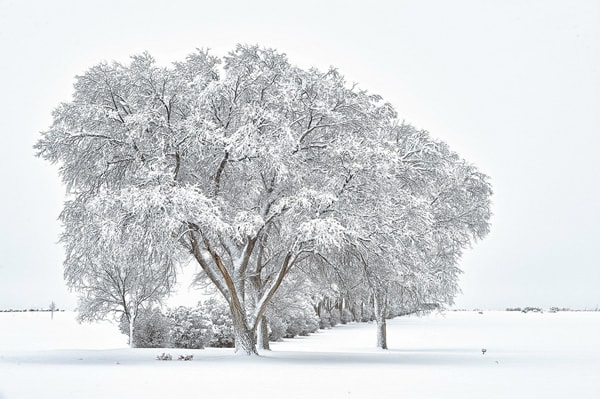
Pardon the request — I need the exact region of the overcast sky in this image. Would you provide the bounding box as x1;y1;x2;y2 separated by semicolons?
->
0;0;598;310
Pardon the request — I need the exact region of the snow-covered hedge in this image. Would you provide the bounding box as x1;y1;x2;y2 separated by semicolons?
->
166;306;212;349
200;299;235;348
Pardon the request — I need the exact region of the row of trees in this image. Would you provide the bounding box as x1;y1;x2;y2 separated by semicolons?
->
36;44;492;354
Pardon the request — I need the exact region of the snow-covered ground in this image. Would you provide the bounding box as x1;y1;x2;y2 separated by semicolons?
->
0;310;598;398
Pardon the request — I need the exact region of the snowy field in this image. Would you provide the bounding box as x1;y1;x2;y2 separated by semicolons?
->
0;311;598;398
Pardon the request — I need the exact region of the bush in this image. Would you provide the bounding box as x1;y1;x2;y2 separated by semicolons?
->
360;306;375;322
201;299;235;348
329;309;341;327
120;308;170;348
268;316;288;342
319;311;332;329
167;306;212;349
283;307;319;338
269;310;319;340
341;308;353;324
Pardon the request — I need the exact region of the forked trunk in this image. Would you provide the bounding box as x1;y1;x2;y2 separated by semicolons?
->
373;291;388;350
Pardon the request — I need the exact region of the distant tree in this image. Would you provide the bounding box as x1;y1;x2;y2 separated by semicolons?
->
49;301;57;320
35;44;492;355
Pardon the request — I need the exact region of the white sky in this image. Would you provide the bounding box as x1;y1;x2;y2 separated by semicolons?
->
0;0;598;310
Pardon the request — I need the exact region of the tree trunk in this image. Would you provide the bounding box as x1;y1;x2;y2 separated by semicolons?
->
228;297;258;355
373;291;388;350
233;319;258;355
128;307;136;348
257;316;270;351
360;302;364;322
338;298;346;324
376;317;387;350
129;320;135;348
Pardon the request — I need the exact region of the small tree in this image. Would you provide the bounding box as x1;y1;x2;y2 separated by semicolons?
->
49;301;57;320
61;190;177;347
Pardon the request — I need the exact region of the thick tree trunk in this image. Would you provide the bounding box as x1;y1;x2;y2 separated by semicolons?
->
233;319;258;355
373;291;388;350
209;253;259;355
257;316;270;350
228;295;258;355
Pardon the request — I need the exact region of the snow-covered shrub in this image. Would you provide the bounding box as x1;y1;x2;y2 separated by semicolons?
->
267;291;319;341
268;316;287;342
136;309;170;348
201;298;235;348
166;306;212;349
161;299;234;348
341;308;353;324
264;277;320;340
360;305;375;322
268;304;319;340
284;308;320;338
156;352;172;360
319;311;332;329
120;308;170;348
316;305;344;328
329;309;341;327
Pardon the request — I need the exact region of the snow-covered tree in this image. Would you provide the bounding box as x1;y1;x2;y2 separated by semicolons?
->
60;189;178;347
36;44;491;355
49;301;57;320
344;126;492;349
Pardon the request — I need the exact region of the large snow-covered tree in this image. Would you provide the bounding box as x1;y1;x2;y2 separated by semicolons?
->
36;44;492;355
